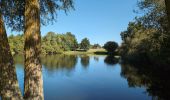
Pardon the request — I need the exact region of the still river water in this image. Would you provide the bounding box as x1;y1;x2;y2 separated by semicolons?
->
13;54;170;100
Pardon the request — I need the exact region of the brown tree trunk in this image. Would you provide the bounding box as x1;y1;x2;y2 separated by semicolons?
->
0;13;23;99
165;0;170;28
24;0;44;99
164;0;170;63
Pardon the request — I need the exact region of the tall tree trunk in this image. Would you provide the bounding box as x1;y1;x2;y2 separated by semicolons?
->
0;13;23;100
164;0;170;63
165;0;170;28
24;0;44;99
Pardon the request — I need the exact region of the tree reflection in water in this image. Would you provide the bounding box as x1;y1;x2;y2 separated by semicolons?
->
80;55;90;68
41;55;78;73
121;62;170;100
94;56;99;62
7;55;170;100
104;56;119;65
13;54;78;73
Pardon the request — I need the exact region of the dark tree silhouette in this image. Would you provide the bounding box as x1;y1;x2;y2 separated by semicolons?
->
103;41;118;55
165;0;170;29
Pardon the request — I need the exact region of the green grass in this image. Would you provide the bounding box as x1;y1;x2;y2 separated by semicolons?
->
63;48;107;55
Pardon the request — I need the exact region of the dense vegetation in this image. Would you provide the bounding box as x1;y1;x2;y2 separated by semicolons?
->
41;32;78;54
8;32;93;55
103;41;118;55
119;0;170;65
80;38;90;51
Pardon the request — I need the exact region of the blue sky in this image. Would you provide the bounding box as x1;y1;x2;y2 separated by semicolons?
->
7;0;138;46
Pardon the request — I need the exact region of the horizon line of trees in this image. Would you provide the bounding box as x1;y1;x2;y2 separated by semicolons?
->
8;31;105;55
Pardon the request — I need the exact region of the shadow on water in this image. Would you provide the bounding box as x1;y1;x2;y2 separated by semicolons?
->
94;51;108;55
120;62;170;100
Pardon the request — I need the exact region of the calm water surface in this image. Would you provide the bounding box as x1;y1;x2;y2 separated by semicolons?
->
13;55;170;100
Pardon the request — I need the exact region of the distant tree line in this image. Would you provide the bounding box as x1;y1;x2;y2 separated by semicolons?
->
41;32;79;54
8;32;98;55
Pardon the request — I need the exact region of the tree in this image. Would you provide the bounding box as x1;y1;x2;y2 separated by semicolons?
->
92;44;101;49
103;41;118;54
65;32;78;51
0;1;23;99
24;0;44;99
119;0;170;64
8;34;24;55
1;0;74;99
0;11;22;100
41;32;78;54
80;38;90;51
23;0;74;99
165;0;170;29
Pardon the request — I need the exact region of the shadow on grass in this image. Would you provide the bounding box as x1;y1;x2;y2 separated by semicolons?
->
94;51;108;55
76;49;87;52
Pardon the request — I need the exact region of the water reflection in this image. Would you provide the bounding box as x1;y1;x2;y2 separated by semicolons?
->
14;55;78;72
80;55;90;68
93;56;99;62
104;56;119;65
41;55;78;72
121;62;170;100
10;55;170;100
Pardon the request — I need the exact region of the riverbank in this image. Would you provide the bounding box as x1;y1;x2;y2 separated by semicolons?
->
63;49;108;55
12;48;108;56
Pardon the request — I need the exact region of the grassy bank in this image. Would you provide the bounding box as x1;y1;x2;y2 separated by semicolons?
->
63;49;107;55
12;49;108;56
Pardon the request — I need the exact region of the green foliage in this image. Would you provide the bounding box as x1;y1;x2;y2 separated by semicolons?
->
2;0;74;31
8;34;24;55
119;0;170;64
103;41;118;54
80;38;90;51
91;44;101;49
42;32;79;54
8;32;79;55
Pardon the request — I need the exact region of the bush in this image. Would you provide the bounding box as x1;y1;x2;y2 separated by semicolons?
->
103;41;118;54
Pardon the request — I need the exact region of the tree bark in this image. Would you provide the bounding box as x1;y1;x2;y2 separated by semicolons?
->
24;0;44;99
0;13;23;100
165;0;170;28
164;0;170;63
